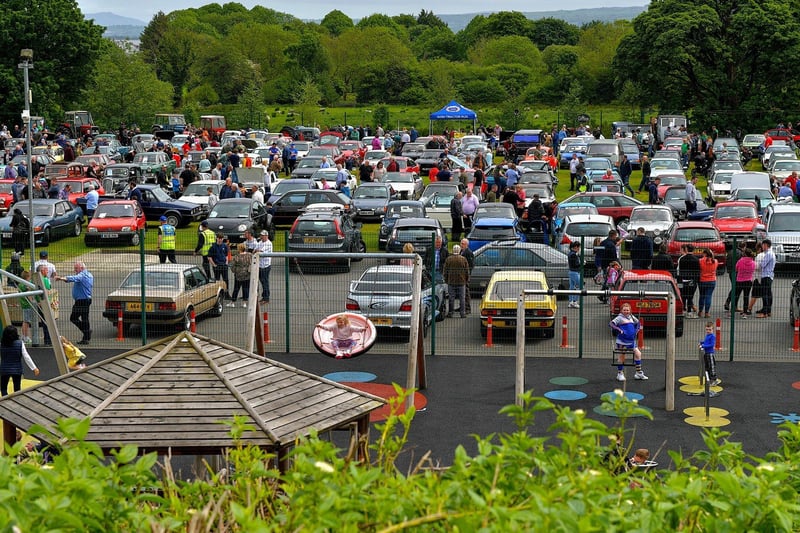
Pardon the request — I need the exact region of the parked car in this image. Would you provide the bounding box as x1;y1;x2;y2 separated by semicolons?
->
760;202;800;264
465;217;527;251
663;221;727;267
78;184;203;227
286;203;365;272
711;201;760;246
555;213;616;256
268;178;317;202
133;151;176;182
559;142;588;169
84;200;147;246
473;202;517;223
610;270;684;337
0;199;84;246
385;217;447;266
561;192;642;225
378;200;426;249
662;186;713;221
649;158;684;179
205;198;271;242
152;113;187;139
420;182;463;230
400;143;426;161
346;265;446;336
469;241;569;297
270;189;352;227
620;205;674;248
290;156;325;179
179;180;225;214
102;164;144;195
103;264;225;333
382;171;424;200
351;182;395;222
479;270;557;339
56;177;105;205
0;180;15;216
416;149;445;175
378;156;420;174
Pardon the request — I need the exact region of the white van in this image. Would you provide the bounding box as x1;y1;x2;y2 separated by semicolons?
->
585;140;621;167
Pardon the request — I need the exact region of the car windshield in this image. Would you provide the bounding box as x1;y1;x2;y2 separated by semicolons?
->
659;176;686;186
104;167;132;178
209;203;249;218
713;174;733;184
0;183;13;194
183;183;218;196
12;204;53;217
383;172;413;183
713;161;742;171
425;193;455;208
365;152;386;161
716;206;756;219
675;228;718;242
94;204;135;218
476;205;515;217
584;160;609;170
735;189;770;200
767;213;800;232
121;271;180;289
421;150;442;158
273;181;309;195
490;280;546;301
743;135;764;144
566;222;612;236
774;161;800;170
651;159;682;170
664;189;685;201
134;154;163;164
396;227;439;240
353;270;413;294
354;187;389;199
475;247;547;267
469;226;518;241
564;144;586;152
631;210;671;223
298;158;323;168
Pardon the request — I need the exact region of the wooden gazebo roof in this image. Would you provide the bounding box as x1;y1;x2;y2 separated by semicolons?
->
0;332;384;454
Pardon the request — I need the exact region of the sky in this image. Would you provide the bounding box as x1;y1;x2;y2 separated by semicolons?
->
76;0;648;23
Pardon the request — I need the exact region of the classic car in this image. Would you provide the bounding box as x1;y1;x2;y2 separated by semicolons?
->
103;264;226;333
152;113;187;139
610;270;684;337
479;270;556;338
102;164;144;195
382;171;424;200
84;200;147;246
711;201;760;245
420;182;463;230
133;151;176;181
378;200;427;249
78;184;203;227
54;177;105;205
561;192;642;225
0;199;83;246
179;180;225;213
469;241;569;297
620;204;674;248
205;197;271;242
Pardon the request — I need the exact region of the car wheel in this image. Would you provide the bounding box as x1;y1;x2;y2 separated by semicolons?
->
436;294;447;322
182;308;193;331
209;292;224;317
130;232;140;246
41;228;51;246
73;220;82;237
166;213;181;227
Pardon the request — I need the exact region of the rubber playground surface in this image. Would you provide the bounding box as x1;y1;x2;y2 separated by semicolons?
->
28;347;800;469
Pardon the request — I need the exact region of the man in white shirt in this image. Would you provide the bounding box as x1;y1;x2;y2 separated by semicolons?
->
251;185;264;205
34;250;57;282
253;230;273;303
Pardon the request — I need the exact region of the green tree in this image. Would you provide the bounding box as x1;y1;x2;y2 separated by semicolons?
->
467;36;546;71
417;10;448;29
613;0;800;115
0;0;106;122
529;17;581;50
538;45;581;104
82;47;173;129
577;20;632;103
293;76;322;125
411;27;463;61
356;13;407;39
238;81;265;128
320;10;354;36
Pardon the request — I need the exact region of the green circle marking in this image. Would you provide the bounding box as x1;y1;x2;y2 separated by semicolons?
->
549;376;589;386
593;404;652;418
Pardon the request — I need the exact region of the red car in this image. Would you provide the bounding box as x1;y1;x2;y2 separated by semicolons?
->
0;179;15;216
764;128;800;144
664;220;727;267
711;201;760;245
656;173;688;199
57;177;105;205
610;270;684;337
562;192;643;225
84;200;146;246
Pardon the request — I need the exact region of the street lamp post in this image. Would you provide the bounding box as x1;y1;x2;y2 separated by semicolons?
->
19;48;38;343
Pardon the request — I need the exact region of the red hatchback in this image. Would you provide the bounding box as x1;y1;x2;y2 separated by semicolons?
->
562;192;643;225
84;200;146;246
664;220;727;267
0;179;15;216
610;270;684;337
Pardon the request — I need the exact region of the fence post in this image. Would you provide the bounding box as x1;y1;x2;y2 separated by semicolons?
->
484;316;493;347
116;309;124;341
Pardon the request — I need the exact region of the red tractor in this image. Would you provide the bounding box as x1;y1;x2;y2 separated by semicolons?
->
59;110;99;138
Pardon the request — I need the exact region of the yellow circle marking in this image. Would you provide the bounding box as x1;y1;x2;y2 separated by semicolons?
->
683;406;730;417
680;384;723;394
684;416;731;427
679;375;701;385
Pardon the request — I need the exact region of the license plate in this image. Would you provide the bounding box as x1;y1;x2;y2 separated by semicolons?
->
373;318;392;325
101;233;120;238
303;237;324;244
360;210;374;215
126;302;154;312
635;301;663;309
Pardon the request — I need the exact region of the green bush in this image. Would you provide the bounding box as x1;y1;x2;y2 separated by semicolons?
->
2;391;799;531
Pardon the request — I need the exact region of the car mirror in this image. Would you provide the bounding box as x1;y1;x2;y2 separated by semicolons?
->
349;281;357;292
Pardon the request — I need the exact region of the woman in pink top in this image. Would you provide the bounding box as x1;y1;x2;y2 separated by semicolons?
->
735;248;756;317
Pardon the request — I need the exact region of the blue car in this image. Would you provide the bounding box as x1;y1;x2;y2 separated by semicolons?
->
559;142;588;169
0;199;84;246
465;217;527;251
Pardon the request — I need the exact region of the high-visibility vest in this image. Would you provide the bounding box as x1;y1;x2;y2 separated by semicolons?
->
200;229;215;256
160;224;176;250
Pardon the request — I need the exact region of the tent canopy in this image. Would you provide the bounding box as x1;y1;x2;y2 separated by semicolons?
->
429;100;477;121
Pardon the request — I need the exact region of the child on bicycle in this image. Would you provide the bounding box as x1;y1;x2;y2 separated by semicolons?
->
609;303;647;382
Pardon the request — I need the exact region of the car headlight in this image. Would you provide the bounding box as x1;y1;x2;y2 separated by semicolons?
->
88;227;98;232
653;229;661;236
654;237;663;245
121;226;132;232
237;224;247;232
775;243;784;254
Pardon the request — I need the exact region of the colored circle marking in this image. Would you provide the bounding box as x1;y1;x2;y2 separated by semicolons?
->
323;371;377;383
544;390;587;401
549;376;589;386
601;391;644;402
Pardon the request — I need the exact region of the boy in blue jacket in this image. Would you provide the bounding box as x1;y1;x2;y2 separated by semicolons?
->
699;322;720;386
609;303;646;382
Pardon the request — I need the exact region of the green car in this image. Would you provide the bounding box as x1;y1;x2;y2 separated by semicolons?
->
133;151;176;182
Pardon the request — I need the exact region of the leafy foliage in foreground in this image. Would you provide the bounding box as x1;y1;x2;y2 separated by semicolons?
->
2;390;799;531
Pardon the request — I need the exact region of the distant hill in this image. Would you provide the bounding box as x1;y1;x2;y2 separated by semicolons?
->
439;6;648;32
86;6;648;40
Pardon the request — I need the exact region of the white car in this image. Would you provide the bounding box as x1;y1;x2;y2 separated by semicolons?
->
382;171;423;200
180;180;225;213
621;205;674;247
770;159;800;180
649;157;684;179
555;214;616;254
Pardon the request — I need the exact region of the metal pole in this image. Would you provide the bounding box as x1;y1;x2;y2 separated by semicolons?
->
515;290;526;405
429;233;436;356
665;292;676;411
19;51;37;343
728;237;737;361
578;236;585;358
284;231;290;353
139;228;146;345
406;255;423;412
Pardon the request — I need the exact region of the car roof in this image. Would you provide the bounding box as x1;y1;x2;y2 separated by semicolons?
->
488;270;548;283
621;270;676;281
394;217;441;228
563;214;615;224
632;204;672;211
139;263;197;273
215;198;255;205
475;241;561;254
675;220;715;228
363;265;414;275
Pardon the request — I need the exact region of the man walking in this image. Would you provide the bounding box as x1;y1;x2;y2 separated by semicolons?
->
194;220;216;278
450;191;464;242
157;216;177;263
685;176;698;215
58;262;93;345
443;244;470;318
619;154;635;196
460;238;475;314
253;229;273;304
757;239;775;318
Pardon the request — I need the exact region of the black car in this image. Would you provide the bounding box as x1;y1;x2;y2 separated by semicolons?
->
351;182;395;222
270;189;352;227
385;217;447;266
287;205;365;273
290;156;326;179
77;184;204;227
205;198;271;242
416;149;445;175
379;200;427;249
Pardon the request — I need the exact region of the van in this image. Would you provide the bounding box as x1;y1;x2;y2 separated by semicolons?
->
761;203;800;263
585;139;621;167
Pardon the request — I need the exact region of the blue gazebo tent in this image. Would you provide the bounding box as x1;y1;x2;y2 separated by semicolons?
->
429;100;477;135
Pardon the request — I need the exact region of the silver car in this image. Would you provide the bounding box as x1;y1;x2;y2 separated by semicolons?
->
621;205;674;247
469;241;570;297
346;265;447;335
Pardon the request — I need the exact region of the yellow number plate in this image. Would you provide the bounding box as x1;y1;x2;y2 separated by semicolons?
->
126;302;154;312
304;237;324;244
635;301;662;309
373;318;392;325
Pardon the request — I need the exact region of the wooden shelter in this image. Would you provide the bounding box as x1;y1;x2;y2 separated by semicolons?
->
0;332;384;469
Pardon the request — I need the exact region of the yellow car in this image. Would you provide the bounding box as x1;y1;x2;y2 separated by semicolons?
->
103;264;226;334
479;270;557;338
